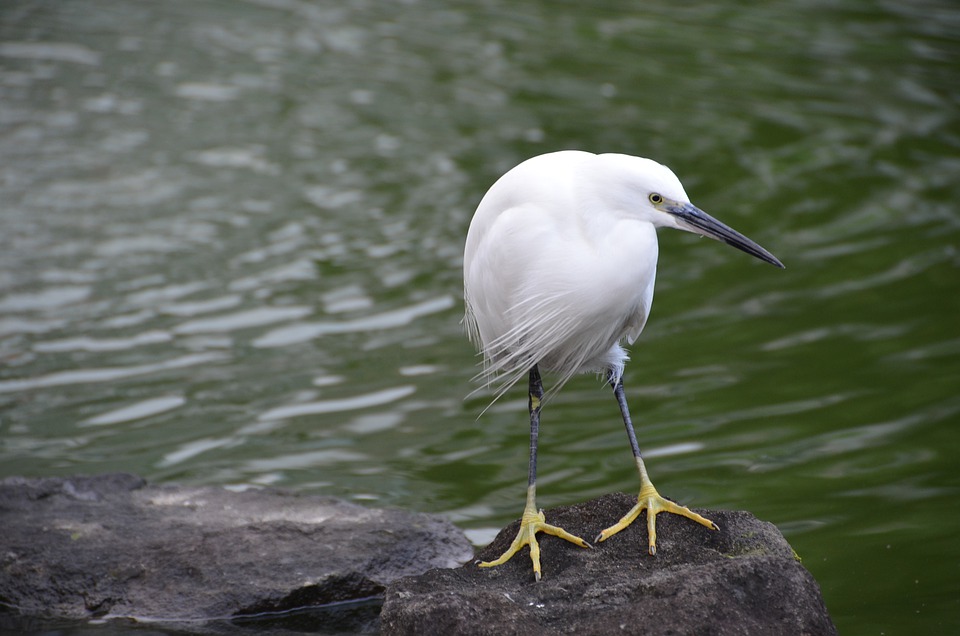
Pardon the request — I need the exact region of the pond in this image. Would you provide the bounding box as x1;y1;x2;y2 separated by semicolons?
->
1;1;958;634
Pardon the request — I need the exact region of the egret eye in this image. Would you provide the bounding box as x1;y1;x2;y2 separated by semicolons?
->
649;193;663;205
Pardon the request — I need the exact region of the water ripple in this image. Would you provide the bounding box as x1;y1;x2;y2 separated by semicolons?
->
173;306;313;335
174;82;241;101
243;449;368;472
258;385;416;421
81;396;186;427
158;437;236;468
0;41;101;66
160;295;243;317
0;352;227;394
0;286;91;312
253;295;455;348
33;330;172;353
0;317;66;336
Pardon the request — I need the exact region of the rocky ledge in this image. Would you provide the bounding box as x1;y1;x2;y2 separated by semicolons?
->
0;473;472;632
381;492;837;636
0;476;835;635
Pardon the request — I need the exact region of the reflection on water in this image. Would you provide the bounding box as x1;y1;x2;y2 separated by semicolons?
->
1;0;958;633
81;396;185;427
253;295;455;347
258;385;416;421
0;352;228;394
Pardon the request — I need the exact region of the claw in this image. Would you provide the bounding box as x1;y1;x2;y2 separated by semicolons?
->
598;484;717;554
478;507;590;581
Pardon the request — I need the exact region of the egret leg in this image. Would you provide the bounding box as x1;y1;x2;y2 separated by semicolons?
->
595;374;718;554
478;365;591;581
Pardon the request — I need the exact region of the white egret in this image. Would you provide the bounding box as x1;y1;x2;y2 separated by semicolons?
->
463;150;783;581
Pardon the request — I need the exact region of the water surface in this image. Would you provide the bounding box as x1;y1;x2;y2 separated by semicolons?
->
1;1;958;634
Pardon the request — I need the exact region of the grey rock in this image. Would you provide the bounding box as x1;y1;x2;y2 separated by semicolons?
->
0;473;473;631
381;492;837;636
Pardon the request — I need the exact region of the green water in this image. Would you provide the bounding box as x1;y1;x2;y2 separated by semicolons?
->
1;1;958;634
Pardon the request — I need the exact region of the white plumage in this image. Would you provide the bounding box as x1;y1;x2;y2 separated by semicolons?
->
464;151;706;398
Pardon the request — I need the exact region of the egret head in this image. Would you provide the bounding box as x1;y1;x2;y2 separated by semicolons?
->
595;153;784;268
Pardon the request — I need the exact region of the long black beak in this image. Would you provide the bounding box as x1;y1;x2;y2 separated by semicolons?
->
667;202;784;268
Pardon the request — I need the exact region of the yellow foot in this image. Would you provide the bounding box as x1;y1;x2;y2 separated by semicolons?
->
595;484;718;555
478;506;591;581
